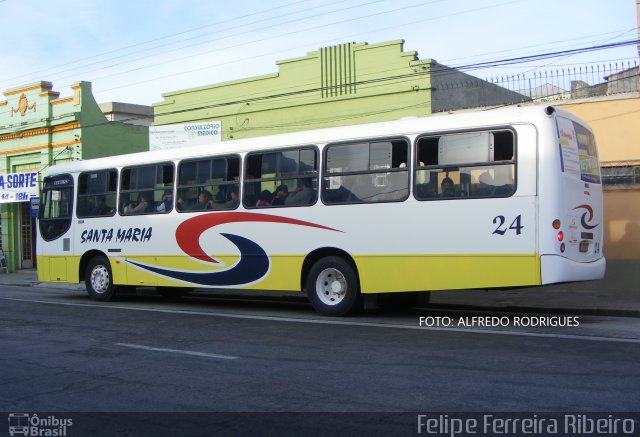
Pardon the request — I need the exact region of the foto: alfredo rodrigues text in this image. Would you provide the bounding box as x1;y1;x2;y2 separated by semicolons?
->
418;315;579;328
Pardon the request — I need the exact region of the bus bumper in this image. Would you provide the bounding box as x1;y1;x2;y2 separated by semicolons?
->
540;254;606;285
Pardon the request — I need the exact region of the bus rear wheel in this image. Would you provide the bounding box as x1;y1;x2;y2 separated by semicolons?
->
306;256;362;316
85;256;117;302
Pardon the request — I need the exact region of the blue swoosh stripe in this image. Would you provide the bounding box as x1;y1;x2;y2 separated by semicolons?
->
126;233;270;287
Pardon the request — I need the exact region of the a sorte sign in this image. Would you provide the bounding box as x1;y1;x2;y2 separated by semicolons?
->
0;171;39;203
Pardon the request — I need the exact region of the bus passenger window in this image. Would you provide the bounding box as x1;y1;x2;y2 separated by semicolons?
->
243;147;317;208
77;169;117;218
120;163;174;215
414;130;515;201
177;156;240;213
322;139;409;204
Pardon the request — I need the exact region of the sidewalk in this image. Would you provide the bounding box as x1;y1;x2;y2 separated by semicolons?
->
1;260;638;316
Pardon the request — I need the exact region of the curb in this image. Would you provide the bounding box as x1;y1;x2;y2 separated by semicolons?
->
6;281;640;318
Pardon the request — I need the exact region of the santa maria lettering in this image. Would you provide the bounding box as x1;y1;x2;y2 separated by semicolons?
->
80;227;152;244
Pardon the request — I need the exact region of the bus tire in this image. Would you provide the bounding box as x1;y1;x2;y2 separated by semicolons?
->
306;256;362;316
85;256;117;302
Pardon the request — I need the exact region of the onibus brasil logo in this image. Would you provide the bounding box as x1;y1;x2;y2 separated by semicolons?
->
8;413;73;436
125;211;340;286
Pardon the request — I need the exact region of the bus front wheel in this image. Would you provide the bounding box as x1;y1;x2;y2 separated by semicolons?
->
85;256;117;302
306;256;362;316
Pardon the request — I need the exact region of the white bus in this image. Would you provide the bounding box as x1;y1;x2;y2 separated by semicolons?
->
37;105;605;316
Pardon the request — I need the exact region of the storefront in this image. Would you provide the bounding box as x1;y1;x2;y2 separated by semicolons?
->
0;81;150;272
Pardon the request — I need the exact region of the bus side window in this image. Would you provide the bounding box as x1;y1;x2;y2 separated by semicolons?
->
322;139;409;204
243;147;318;209
414;130;515;201
177;156;240;213
77;169;117;218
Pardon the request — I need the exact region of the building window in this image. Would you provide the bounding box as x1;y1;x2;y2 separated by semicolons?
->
601;165;640;187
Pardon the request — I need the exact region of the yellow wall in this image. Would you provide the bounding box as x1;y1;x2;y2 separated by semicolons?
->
602;190;640;259
560;96;640;162
559;96;640;259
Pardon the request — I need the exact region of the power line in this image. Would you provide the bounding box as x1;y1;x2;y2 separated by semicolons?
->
0;0;319;83
3;38;637;136
1;0;391;88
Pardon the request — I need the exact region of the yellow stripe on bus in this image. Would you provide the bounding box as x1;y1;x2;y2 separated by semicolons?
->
355;254;541;292
38;253;541;293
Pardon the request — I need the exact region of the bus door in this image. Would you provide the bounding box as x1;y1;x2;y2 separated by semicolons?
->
38;174;74;281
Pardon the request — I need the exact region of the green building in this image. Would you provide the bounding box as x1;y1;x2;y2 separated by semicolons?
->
0;81;150;272
154;39;527;140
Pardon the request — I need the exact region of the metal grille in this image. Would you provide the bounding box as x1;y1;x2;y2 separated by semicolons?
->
602;165;640;186
485;62;639;102
20;203;32;265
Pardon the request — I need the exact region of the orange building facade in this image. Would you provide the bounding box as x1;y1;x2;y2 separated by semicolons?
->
559;94;640;260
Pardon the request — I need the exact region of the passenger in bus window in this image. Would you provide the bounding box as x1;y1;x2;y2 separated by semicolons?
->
124;193;150;214
285;178;315;205
92;195;112;216
154;191;173;212
256;190;273;207
196;190;213;210
225;185;239;208
439;177;457;197
477;172;495;196
177;190;212;211
271;185;289;205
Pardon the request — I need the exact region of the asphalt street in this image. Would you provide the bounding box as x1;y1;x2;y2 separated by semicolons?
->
2;285;639;435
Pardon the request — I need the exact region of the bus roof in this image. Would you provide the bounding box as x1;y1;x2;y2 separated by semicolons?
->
42;104;583;177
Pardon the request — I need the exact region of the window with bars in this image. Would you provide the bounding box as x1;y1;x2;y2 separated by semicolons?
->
601;166;640;186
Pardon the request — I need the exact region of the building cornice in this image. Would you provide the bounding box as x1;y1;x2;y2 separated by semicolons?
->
4;81;53;96
51;96;74;105
0;139;77;156
0;121;80;142
39;91;61;98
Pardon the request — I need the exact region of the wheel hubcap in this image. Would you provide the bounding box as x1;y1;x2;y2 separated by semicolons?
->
315;268;347;306
91;265;110;294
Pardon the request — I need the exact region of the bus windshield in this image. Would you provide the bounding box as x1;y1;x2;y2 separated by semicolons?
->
38;174;74;241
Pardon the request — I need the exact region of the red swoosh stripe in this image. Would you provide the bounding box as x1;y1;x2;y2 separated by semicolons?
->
175;212;340;263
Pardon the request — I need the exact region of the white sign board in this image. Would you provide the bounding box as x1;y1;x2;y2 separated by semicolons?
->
0;171;39;203
149;121;222;151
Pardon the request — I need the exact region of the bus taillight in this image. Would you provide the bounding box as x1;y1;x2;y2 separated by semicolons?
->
557;231;564;242
552;219;561;229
